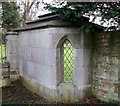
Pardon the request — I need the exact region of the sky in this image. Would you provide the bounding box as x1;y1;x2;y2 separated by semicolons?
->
44;0;53;3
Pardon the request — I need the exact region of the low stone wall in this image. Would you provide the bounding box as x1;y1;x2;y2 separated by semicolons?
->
1;64;10;87
92;31;120;103
0;64;20;87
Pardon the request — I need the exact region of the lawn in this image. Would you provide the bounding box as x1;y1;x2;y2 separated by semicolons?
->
0;44;6;63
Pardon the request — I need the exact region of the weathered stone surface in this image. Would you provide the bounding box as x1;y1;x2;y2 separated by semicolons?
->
92;31;120;103
1;65;10;87
13;14;119;103
19;27;92;102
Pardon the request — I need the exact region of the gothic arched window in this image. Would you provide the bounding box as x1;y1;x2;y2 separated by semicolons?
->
60;39;74;82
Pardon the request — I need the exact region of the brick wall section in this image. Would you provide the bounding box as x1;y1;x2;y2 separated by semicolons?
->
92;31;120;103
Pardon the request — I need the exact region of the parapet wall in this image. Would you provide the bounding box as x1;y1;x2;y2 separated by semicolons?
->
92;31;120;103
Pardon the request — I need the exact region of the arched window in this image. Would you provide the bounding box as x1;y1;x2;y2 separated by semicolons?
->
60;39;74;83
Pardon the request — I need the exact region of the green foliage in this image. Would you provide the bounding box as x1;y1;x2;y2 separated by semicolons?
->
2;2;21;31
0;44;6;64
45;2;120;32
0;33;6;44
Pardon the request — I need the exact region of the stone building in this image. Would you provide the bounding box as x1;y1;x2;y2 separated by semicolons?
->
5;13;120;103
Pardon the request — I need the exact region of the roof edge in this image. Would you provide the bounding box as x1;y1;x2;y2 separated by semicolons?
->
14;24;80;32
26;14;58;25
5;32;18;35
38;12;55;18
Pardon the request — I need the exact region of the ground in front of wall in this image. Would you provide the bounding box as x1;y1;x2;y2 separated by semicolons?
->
2;80;119;105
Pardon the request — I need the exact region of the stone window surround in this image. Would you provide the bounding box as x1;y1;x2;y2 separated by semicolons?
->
56;35;78;87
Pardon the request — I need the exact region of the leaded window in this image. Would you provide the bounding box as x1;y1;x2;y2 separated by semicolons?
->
60;39;74;82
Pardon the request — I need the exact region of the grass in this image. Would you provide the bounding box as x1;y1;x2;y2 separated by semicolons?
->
0;44;6;63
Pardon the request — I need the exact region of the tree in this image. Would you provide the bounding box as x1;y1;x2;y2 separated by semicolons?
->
18;0;43;25
1;0;44;29
45;2;120;32
18;0;36;25
2;2;21;31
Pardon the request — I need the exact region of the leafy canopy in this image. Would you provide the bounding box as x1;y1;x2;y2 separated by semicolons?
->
45;2;120;32
2;2;21;31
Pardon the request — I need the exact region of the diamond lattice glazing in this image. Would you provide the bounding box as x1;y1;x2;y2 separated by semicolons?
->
60;39;74;82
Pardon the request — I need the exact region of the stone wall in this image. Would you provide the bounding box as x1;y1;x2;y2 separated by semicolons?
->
19;27;92;102
92;31;120;103
1;64;10;87
6;32;20;81
4;28;119;103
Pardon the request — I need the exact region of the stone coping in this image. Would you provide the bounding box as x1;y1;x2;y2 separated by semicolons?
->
5;32;18;35
2;64;10;68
